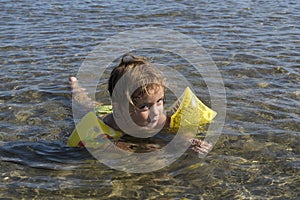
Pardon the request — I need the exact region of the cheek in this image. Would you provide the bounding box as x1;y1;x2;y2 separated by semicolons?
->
130;111;149;126
158;104;165;112
132;111;149;121
153;104;165;116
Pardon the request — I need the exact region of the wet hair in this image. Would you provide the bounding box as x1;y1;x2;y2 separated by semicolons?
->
108;54;165;105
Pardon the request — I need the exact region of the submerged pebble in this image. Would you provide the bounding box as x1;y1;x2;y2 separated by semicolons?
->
274;66;287;74
258;82;269;88
295;90;300;99
15;110;33;122
27;117;42;126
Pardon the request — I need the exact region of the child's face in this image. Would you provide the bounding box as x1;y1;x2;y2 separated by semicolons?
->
130;86;166;130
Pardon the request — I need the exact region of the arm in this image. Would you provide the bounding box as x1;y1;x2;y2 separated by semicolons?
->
69;77;102;108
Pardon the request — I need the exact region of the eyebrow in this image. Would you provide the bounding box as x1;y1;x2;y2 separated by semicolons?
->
134;95;164;105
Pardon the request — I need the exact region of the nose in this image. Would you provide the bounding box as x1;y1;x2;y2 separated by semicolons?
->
149;104;159;120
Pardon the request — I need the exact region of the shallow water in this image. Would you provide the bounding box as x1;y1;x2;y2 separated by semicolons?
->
0;0;299;199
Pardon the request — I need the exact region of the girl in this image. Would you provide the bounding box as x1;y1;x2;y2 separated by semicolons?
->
69;54;211;154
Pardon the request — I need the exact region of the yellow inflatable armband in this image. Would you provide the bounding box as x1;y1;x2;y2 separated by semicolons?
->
94;104;112;116
167;87;217;132
67;111;122;148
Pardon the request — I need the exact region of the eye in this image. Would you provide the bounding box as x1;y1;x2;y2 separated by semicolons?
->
157;98;165;105
138;104;150;111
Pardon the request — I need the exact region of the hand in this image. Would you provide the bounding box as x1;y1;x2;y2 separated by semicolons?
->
190;138;212;155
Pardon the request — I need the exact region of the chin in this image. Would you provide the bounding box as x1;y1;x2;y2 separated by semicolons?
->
138;120;157;130
149;120;165;130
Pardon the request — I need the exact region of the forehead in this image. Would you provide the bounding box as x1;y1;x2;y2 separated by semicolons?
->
134;86;165;103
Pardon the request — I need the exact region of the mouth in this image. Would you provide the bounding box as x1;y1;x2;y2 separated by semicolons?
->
147;117;163;130
148;120;158;127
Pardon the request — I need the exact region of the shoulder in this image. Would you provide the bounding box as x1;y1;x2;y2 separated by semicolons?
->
102;113;122;132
